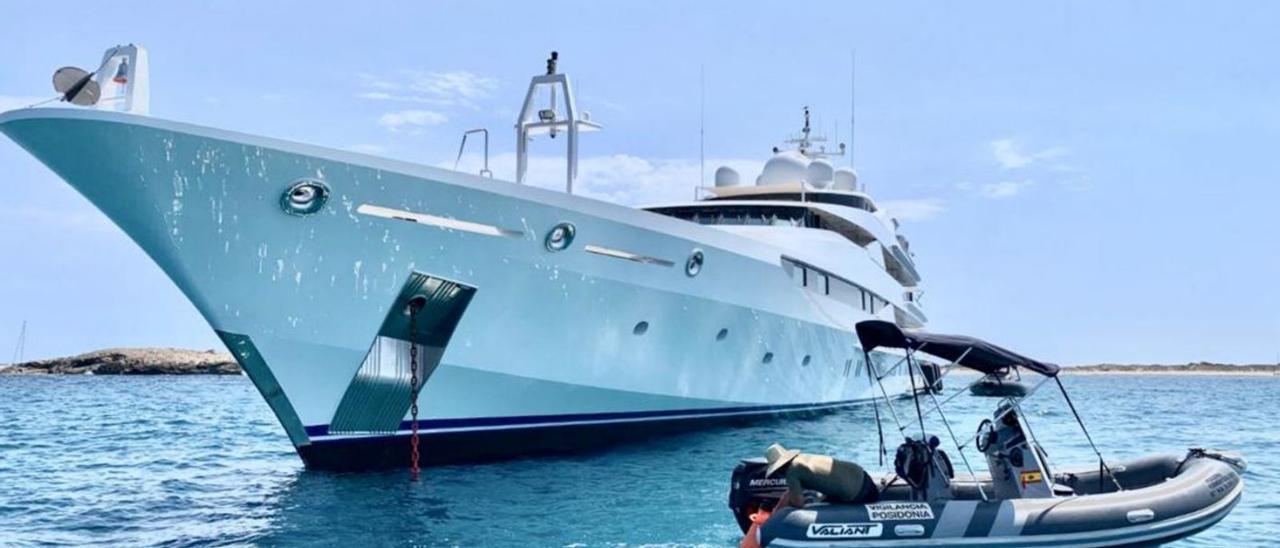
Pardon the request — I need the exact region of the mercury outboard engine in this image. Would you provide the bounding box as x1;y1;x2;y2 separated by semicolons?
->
728;458;819;533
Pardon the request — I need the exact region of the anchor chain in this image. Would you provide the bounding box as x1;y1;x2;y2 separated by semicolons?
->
408;300;421;481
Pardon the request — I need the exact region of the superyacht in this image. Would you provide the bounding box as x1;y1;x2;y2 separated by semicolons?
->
0;46;926;469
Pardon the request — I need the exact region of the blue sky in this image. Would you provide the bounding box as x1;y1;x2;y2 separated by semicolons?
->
1;1;1277;365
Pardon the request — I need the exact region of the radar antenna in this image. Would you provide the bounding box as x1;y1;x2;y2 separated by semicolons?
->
515;51;602;194
779;106;846;161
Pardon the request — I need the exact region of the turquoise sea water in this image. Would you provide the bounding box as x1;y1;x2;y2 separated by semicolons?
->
0;374;1274;546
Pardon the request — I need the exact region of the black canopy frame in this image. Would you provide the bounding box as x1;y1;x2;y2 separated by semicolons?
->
854;320;1123;498
856;320;1061;377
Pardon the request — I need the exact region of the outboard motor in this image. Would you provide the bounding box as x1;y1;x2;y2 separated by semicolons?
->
977;403;1054;498
728;458;818;534
894;435;954;501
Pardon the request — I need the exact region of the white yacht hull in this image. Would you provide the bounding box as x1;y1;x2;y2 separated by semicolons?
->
0;108;913;469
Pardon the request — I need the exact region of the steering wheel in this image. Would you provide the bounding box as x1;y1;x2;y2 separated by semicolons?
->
975;419;996;453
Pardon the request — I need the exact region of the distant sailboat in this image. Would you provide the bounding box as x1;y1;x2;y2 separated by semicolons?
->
7;320;26;368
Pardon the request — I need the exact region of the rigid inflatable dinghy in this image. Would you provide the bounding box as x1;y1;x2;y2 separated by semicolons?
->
729;321;1246;547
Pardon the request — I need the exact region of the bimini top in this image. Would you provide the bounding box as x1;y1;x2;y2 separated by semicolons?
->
856;320;1060;377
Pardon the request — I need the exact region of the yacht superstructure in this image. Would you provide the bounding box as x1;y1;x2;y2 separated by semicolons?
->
0;46;925;469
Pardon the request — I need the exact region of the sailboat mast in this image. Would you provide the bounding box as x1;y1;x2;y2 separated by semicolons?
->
10;320;26;365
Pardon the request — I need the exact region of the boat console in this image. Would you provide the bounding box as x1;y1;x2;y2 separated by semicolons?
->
976;403;1059;499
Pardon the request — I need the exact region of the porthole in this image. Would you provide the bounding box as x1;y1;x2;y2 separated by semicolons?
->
716;328;729;341
633;321;649;335
802;355;811;367
545;222;576;252
281;179;329;216
685;249;705;277
762;352;774;364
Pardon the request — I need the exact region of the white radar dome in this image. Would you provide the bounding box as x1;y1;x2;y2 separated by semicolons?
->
833;167;859;190
755;151;809;186
806;159;834;189
714;166;741;187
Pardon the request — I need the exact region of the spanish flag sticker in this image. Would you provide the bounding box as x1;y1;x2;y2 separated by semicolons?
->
1021;470;1043;487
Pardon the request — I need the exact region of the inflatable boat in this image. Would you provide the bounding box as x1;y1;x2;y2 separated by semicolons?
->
729;321;1247;547
732;449;1244;546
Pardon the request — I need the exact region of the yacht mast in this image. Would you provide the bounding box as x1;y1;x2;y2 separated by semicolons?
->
515;52;602;194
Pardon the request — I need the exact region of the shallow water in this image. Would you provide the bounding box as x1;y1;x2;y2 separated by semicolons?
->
0;374;1274;546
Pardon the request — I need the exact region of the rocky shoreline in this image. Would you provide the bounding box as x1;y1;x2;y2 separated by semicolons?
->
1;348;241;375
1065;362;1278;376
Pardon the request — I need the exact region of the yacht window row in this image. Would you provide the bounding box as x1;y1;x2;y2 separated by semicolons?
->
787;259;889;315
706;192;877;213
648;205;815;228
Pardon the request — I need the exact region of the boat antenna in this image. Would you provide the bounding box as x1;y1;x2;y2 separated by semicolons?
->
850;50;856;169
698;64;706;200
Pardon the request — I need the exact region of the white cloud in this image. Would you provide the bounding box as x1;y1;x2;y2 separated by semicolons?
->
0;95;50;112
408;70;497;103
358;70;498;109
990;138;1067;170
357;73;400;91
980;180;1035;199
377;109;447;133
880;199;946;222
967;138;1083;199
449;153;765;206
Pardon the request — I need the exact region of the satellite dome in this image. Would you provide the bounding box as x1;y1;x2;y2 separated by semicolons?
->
756;151;809;186
714;166;741;187
806;159;834;189
833;167;859;190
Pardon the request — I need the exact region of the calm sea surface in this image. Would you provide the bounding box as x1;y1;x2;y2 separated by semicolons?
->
0;374;1274;546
